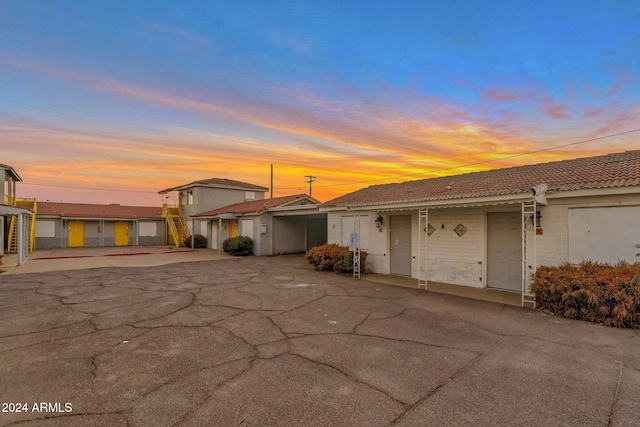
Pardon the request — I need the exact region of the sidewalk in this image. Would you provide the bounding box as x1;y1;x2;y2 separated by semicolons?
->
0;246;231;275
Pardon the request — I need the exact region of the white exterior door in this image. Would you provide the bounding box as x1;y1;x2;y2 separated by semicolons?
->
390;215;412;276
211;222;218;249
487;212;522;292
241;219;254;240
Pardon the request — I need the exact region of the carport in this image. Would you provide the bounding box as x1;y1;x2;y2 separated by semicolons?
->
272;211;327;254
193;194;326;256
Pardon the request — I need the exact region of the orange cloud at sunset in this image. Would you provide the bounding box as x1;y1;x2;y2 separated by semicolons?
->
2;23;639;207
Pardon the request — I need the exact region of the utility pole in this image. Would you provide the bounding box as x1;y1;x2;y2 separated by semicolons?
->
304;175;316;197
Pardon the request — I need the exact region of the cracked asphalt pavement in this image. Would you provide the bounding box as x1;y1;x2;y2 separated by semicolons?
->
1;255;639;426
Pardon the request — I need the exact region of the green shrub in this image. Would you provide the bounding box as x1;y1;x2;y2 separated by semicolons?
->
305;243;367;274
530;260;640;328
222;236;253;256
184;234;207;248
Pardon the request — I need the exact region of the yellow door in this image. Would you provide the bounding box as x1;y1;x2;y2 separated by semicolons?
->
67;221;85;247
229;220;237;238
115;222;129;246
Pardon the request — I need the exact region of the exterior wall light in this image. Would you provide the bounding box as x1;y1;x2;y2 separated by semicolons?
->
536;210;542;228
375;214;383;231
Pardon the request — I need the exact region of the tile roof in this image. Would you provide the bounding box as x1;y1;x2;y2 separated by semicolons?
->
159;178;268;193
323;150;640;208
37;202;162;219
194;194;317;217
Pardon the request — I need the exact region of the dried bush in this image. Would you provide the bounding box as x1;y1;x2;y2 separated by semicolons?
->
184;234;207;248
222;236;253;256
305;243;367;274
530;260;640;328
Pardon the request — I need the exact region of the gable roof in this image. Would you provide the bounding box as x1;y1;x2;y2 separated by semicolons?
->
37;202;162;219
193;194;318;217
323;150;640;208
159;178;268;194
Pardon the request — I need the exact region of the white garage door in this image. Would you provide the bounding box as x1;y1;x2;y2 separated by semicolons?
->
569;206;640;264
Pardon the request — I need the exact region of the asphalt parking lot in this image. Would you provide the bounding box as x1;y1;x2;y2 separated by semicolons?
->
1;255;639;426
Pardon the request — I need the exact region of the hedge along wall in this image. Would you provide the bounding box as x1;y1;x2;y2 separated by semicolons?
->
530;260;640;328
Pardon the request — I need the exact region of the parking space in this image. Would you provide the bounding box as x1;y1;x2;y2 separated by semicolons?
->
0;255;638;426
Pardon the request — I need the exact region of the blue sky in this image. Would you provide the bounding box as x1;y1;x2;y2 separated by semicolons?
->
1;1;639;204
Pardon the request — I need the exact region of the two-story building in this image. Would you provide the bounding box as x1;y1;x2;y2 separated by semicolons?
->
158;178;269;246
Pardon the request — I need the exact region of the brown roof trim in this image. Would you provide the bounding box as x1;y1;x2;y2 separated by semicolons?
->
37;202;162;219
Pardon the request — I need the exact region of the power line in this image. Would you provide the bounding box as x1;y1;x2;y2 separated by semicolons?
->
15;128;640;195
20;182;158;194
281;127;640;190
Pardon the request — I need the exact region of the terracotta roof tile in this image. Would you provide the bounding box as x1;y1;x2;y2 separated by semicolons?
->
194;194;316;217
37;202;162;219
323;150;640;207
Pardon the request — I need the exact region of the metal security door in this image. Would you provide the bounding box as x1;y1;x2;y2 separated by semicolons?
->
390;215;412;276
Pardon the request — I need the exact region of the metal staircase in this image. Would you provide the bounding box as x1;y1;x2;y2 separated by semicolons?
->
8;198;37;253
162;204;191;247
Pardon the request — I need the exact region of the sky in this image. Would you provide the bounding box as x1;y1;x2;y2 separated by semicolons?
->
1;1;640;206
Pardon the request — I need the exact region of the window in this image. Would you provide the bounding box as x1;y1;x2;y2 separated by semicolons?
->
139;222;157;237
35;220;56;238
245;191;255;200
187;190;193;206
